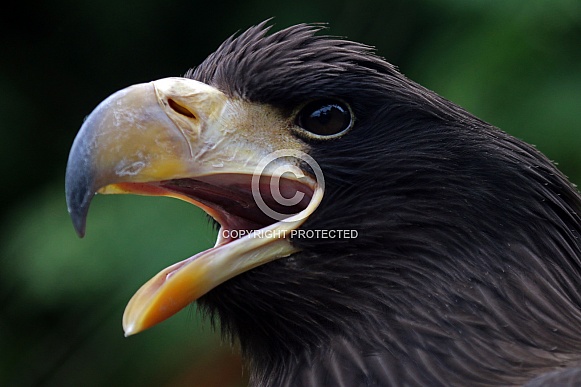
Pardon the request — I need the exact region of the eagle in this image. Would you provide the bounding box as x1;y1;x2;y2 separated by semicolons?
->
65;22;581;386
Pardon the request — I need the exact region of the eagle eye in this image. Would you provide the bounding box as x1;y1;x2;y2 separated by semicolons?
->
295;99;353;138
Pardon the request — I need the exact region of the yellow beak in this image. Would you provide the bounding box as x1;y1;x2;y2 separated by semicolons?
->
65;77;323;335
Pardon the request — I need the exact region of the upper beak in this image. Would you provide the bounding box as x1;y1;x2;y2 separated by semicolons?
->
65;77;323;335
66;78;231;237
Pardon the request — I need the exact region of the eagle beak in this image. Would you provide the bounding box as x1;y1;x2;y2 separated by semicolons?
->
65;77;323;336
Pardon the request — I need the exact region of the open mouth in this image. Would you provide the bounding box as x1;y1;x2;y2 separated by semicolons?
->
112;173;314;245
103;173;321;335
160;174;314;244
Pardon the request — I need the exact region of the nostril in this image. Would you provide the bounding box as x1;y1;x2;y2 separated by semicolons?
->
168;98;196;119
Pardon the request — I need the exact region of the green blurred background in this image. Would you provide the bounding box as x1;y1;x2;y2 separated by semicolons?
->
1;0;580;386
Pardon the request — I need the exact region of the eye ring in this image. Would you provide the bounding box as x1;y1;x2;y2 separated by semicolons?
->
293;98;354;140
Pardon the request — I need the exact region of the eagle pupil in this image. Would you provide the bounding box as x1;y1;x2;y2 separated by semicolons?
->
297;99;352;137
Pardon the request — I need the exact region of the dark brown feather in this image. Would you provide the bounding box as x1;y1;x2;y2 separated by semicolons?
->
190;22;581;386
